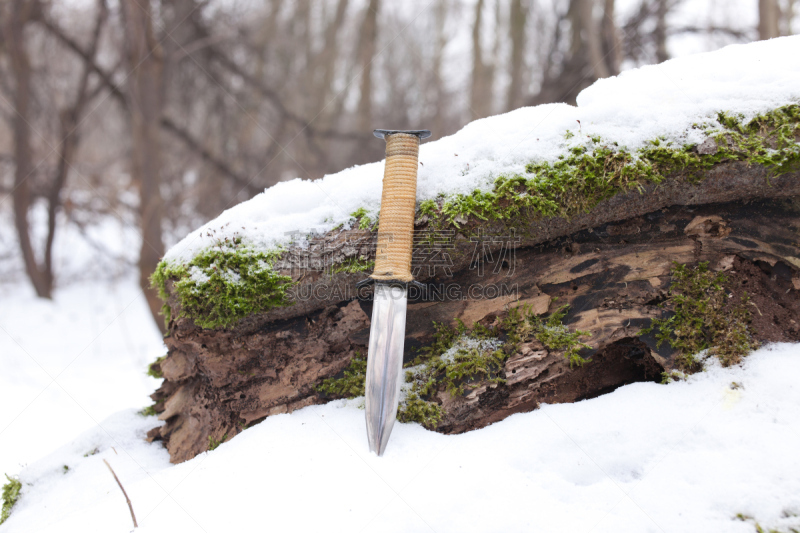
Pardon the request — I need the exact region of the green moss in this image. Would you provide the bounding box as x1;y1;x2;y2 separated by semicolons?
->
207;433;227;451
312;306;591;429
411;320;468;364
418;199;438;218
421;104;800;231
146;355;166;378
641;262;757;370
151;246;294;330
406;331;508;399
316;353;367;397
397;321;507;428
350;208;375;230
397;392;443;427
316;354;442;427
139;405;158;417
503;304;592;367
1;475;21;525
659;370;686;384
329;258;374;275
754;523;798;533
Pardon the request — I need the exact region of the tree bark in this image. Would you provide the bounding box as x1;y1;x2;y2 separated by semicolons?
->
469;0;487;120
5;0;52;298
654;0;669;63
580;0;610;79
355;0;379;134
43;0;107;297
759;0;781;39
429;0;448;136
531;0;610;105
122;0;167;333
601;0;621;75
506;0;527;111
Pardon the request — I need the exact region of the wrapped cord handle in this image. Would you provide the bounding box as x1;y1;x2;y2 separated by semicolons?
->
370;130;429;283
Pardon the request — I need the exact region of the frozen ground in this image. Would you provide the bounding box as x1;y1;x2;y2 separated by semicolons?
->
1;327;799;532
0;280;165;480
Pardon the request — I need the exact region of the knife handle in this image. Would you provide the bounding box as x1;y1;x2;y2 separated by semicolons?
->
371;132;421;283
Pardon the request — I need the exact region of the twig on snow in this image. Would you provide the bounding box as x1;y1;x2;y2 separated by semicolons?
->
103;459;138;528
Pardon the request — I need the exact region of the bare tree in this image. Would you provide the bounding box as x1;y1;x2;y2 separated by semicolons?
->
121;0;166;332
532;0;618;105
506;0;528;110
4;0;42;295
759;0;781;39
601;0;622;74
654;0;669;63
355;0;379;133
2;0;107;298
470;0;493;120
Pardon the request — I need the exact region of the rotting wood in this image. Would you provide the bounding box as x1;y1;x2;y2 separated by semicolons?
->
148;195;800;463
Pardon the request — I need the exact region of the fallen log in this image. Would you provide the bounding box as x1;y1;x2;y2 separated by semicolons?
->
147;168;800;462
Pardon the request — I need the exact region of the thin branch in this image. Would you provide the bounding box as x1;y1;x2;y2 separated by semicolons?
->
160;116;260;195
102;459;138;529
207;46;371;142
38;16;265;193
669;25;751;39
37;15;126;104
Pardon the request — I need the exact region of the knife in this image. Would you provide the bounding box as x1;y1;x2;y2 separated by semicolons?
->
362;128;431;456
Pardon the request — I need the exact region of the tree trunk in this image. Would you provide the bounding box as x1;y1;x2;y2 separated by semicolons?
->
784;0;795;36
314;0;349;117
5;0;52;298
430;0;448;136
601;0;621;75
44;0;107;298
122;0;167;334
654;0;669;63
531;0;609;105
348;0;379;165
759;0;781;39
146;162;800;463
506;0;527;111
469;0;487;120
581;0;610;80
355;0;379;133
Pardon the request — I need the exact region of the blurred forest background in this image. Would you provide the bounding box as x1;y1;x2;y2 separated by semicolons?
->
0;0;796;330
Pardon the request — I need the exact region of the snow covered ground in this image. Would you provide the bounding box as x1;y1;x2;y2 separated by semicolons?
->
2;332;799;532
0;281;164;480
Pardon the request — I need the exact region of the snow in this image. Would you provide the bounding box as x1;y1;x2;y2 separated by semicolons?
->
164;35;800;266
0;281;165;480
3;342;800;533
437;335;503;362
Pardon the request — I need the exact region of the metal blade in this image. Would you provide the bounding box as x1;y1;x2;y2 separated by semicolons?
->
365;283;408;456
